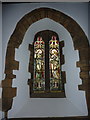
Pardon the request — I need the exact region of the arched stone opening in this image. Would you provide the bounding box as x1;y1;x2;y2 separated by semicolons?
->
1;7;90;119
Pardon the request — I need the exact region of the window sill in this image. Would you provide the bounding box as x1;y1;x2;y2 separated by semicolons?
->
30;90;66;98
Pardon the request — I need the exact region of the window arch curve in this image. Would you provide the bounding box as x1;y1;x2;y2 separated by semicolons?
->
28;30;66;98
2;7;89;118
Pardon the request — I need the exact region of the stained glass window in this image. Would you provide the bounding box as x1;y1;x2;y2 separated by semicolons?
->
33;37;45;91
49;36;63;91
28;30;65;98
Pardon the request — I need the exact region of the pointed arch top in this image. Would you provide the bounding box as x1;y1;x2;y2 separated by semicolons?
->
2;7;90;118
9;7;89;49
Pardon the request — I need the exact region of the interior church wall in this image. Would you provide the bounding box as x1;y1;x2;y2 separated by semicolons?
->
0;2;2;98
0;2;2;119
2;2;89;118
89;2;90;44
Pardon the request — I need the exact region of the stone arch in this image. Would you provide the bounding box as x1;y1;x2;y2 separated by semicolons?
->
2;7;90;118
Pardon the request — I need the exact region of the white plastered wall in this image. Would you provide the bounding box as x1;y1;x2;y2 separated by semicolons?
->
2;2;88;118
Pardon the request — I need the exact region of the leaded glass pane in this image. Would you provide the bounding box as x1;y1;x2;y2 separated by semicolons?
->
49;36;62;91
33;37;45;91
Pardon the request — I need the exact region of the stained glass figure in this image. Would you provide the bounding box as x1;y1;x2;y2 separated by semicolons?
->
33;37;45;91
49;36;62;91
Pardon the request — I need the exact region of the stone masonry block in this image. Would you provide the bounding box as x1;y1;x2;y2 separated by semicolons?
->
2;87;17;98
